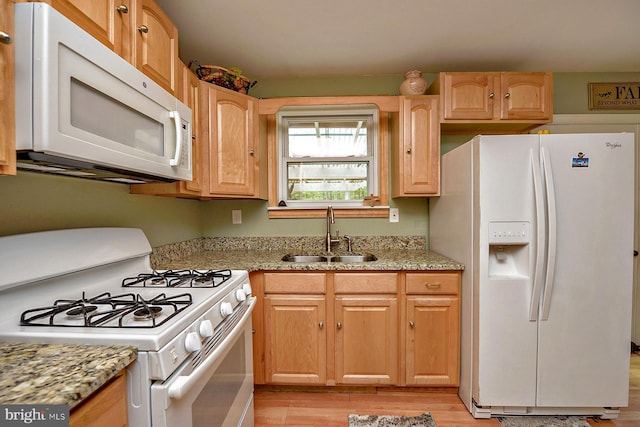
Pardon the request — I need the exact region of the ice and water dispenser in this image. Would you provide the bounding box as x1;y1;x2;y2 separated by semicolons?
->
488;221;531;278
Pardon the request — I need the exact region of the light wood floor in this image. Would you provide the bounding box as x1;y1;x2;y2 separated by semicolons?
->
254;354;640;426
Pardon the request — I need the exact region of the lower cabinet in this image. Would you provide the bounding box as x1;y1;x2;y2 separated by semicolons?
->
405;273;460;386
69;371;127;427
264;295;327;385
256;270;460;388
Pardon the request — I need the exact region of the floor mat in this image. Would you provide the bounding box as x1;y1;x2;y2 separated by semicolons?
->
496;416;590;427
348;412;436;427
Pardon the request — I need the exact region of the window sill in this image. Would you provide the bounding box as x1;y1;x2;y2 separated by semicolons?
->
267;206;390;219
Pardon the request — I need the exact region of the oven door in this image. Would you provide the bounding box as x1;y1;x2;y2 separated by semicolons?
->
151;298;255;427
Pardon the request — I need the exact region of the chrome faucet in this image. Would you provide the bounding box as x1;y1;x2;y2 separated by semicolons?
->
326;205;340;252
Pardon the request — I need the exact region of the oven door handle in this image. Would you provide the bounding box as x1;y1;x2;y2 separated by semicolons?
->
168;297;255;400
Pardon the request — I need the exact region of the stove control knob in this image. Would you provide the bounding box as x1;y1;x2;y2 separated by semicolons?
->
199;319;214;338
242;283;252;296
184;331;201;353
220;302;233;318
235;289;247;302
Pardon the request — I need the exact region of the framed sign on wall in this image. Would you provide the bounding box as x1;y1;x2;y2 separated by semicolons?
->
589;82;640;110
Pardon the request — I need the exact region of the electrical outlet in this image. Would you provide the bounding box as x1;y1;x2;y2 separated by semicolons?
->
389;208;399;223
232;210;242;224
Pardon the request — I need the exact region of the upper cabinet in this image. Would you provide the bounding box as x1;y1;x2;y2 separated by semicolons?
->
133;0;178;95
32;0;131;58
130;63;203;197
0;0;15;176
391;96;440;197
201;83;266;199
428;72;553;133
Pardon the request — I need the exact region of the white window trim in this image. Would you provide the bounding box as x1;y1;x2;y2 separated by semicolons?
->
275;104;380;209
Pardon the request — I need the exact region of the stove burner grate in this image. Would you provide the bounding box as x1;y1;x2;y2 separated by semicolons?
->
20;291;193;328
122;269;232;288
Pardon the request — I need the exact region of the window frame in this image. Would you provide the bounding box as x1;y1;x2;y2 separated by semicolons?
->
276;105;380;209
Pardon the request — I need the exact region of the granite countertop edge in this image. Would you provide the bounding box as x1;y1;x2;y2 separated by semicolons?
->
0;344;137;409
155;249;465;271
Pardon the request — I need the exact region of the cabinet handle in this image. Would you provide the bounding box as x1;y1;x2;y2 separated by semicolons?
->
504;92;511;99
488;92;495;99
249;150;255;156
406;147;412;154
116;4;129;13
0;31;12;45
319;322;324;329
409;321;415;328
138;25;149;34
426;283;441;289
337;322;342;329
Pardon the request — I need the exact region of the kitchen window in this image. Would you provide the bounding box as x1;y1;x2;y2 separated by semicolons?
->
276;105;380;209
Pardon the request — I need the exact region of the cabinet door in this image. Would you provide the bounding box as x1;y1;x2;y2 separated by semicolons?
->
264;295;326;385
393;96;439;196
335;296;398;385
500;72;553;120
46;0;130;57
183;68;202;193
441;72;497;120
406;296;459;386
206;86;258;197
0;0;15;175
134;0;177;95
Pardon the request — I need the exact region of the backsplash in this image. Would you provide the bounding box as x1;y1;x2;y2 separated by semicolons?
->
150;235;426;266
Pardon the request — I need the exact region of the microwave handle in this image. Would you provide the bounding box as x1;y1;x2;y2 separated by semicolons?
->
169;111;182;166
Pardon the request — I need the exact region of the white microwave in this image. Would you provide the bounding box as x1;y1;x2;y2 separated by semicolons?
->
14;2;192;184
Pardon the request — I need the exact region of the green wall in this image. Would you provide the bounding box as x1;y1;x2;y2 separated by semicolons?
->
2;72;639;246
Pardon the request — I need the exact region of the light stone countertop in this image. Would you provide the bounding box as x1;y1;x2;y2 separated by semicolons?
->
155;248;464;271
0;344;136;409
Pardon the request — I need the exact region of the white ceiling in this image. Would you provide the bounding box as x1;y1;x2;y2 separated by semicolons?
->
155;0;640;80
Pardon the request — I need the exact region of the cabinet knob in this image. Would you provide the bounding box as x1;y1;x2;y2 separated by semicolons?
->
116;4;129;13
504;92;511;99
406;147;412;154
319;322;324;329
337;321;342;329
249;150;255;156
409;321;415;328
0;31;12;45
488;92;495;99
426;283;441;289
138;25;149;34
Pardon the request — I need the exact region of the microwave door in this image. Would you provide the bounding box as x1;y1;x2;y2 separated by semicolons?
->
21;3;192;181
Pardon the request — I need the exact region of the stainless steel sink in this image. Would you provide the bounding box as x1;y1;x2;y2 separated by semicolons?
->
281;255;328;263
332;254;377;262
281;253;377;263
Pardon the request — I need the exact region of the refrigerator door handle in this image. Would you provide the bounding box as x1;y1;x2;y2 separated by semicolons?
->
540;147;557;320
529;148;546;321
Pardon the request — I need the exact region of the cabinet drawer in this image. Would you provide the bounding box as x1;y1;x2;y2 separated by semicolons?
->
334;272;398;294
264;272;326;294
406;273;459;295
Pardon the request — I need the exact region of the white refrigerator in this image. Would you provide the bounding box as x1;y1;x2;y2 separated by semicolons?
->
430;133;635;419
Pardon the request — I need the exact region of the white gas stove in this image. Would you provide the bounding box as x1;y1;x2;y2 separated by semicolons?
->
0;228;255;427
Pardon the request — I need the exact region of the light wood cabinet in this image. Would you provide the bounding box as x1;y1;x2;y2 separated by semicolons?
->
202;83;266;198
264;295;327;384
262;272;327;385
405;272;460;386
69;371;127;427
30;0;132;59
255;270;461;388
133;0;178;95
335;295;398;385
428;72;553;133
130;62;203;197
0;0;15;176
391;96;440;197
